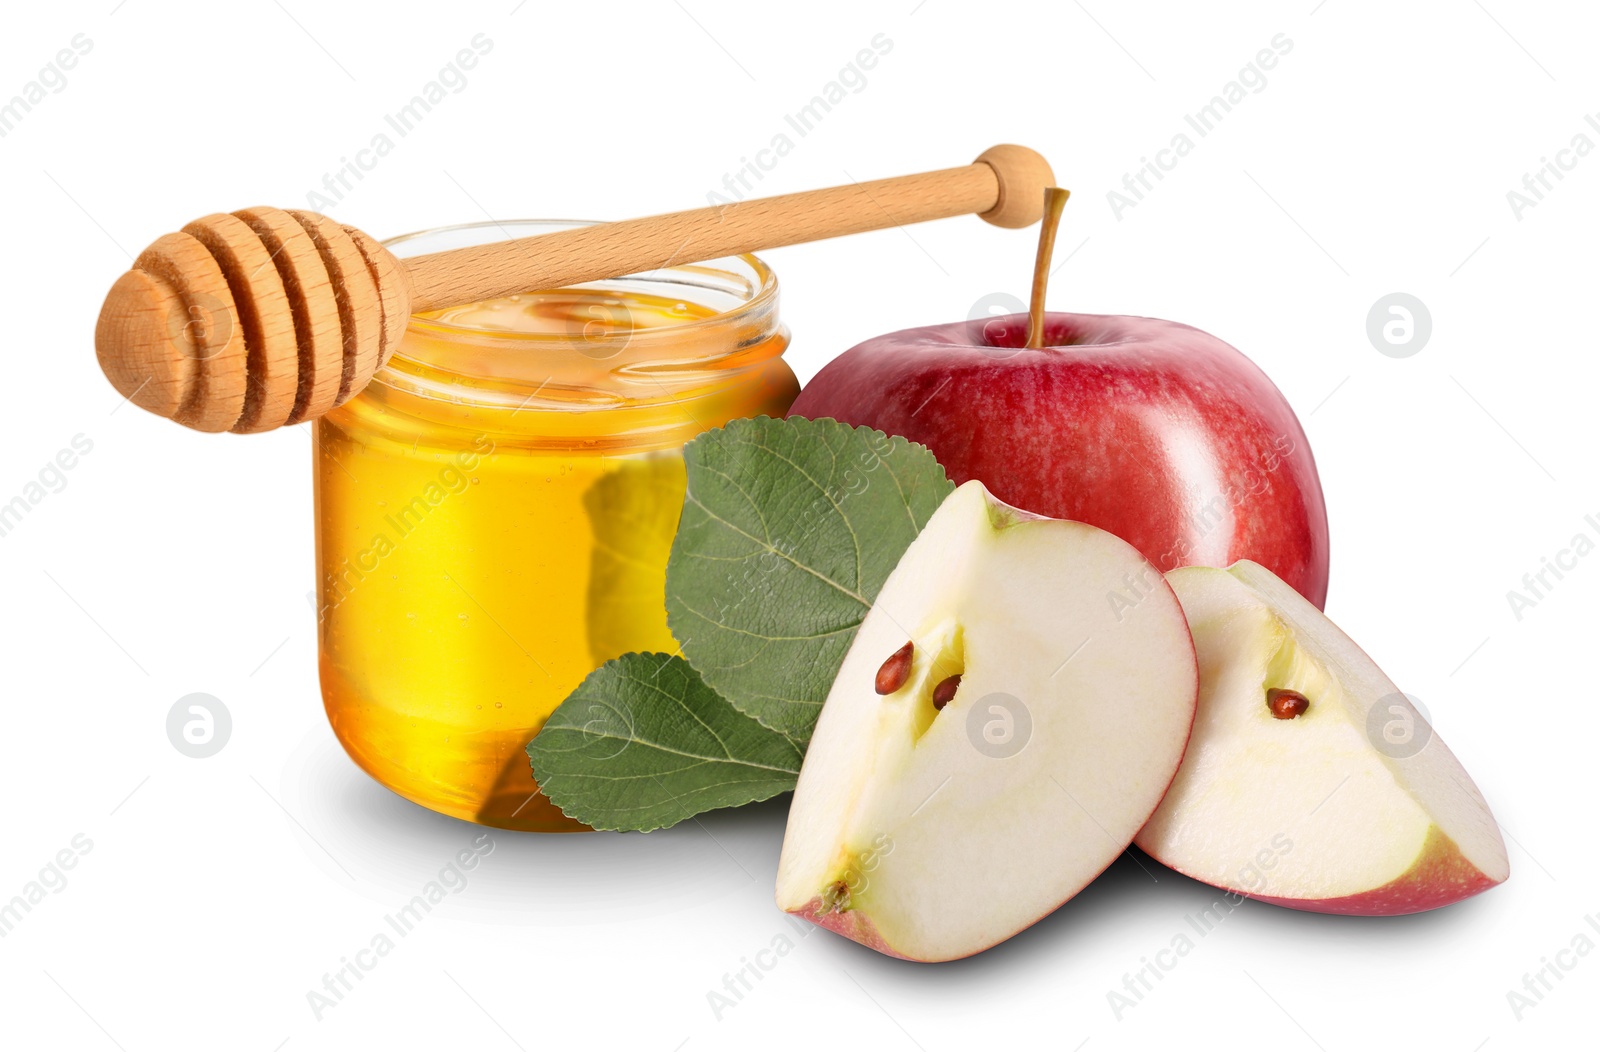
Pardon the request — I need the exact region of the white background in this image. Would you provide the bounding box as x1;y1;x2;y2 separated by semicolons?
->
2;1;1595;1048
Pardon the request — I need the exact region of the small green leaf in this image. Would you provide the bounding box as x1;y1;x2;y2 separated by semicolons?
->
526;653;803;832
665;416;953;739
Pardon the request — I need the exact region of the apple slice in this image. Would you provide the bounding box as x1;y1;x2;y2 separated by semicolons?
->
775;481;1198;961
1137;561;1508;914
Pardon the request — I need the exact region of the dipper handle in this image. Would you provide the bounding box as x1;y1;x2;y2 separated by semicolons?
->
405;144;1053;312
95;145;1054;433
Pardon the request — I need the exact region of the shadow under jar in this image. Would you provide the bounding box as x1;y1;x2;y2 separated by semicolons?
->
313;220;798;831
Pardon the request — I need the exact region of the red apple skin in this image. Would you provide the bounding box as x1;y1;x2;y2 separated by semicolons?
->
786;899;913;960
1247;826;1505;916
789;312;1331;607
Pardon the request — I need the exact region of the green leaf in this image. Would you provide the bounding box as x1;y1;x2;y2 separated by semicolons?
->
665;416;953;739
525;653;803;832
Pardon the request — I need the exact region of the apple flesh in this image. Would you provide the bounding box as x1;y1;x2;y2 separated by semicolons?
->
789;311;1331;607
1136;561;1508;914
775;481;1199;961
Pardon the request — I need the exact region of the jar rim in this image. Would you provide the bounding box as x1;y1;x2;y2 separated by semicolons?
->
382;218;780;347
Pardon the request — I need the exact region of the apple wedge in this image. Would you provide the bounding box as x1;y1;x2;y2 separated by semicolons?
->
1137;561;1508;914
775;481;1199;961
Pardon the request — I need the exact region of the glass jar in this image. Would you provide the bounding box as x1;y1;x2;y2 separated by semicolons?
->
312;220;797;831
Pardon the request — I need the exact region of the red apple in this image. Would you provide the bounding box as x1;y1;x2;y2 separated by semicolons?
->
789;311;1330;607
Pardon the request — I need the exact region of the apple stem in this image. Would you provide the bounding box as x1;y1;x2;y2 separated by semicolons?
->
1025;187;1072;349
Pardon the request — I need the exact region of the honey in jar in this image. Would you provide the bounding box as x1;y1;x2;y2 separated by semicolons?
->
312;221;797;830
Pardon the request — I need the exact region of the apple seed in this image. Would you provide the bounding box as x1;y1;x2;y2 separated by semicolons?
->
932;675;962;710
1266;687;1310;720
875;642;915;695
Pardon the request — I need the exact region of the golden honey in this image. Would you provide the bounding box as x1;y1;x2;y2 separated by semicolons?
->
313;221;796;831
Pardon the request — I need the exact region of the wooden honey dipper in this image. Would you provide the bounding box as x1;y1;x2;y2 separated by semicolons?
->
95;145;1053;434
